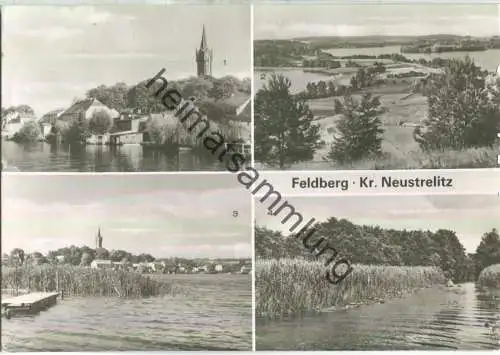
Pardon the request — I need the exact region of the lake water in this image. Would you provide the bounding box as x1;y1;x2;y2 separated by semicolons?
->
2;274;252;351
1;141;224;172
325;46;500;73
255;46;500;93
256;283;500;350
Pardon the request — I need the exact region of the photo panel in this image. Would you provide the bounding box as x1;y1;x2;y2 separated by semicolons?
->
1;174;253;351
254;194;500;350
1;4;251;172
253;3;500;171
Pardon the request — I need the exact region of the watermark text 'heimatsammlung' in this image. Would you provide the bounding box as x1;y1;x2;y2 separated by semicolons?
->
146;68;353;284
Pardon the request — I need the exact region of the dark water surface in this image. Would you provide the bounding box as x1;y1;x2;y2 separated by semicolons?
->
256;283;500;350
1;141;225;172
2;274;252;351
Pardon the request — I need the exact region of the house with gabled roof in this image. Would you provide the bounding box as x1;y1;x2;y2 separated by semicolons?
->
58;98;119;123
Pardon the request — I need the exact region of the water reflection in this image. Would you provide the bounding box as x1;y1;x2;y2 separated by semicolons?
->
256;283;500;350
2;141;228;172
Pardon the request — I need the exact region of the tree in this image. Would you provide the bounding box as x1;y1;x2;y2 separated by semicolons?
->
30;252;48;265
145;116;167;144
13;120;41;142
10;248;25;266
327;93;384;164
126;82;165;114
86;83;128;111
137;253;155;263
474;228;500;277
254;74;323;168
88;110;113;135
95;248;109;260
63;119;90;144
414;56;500;151
80;252;94;266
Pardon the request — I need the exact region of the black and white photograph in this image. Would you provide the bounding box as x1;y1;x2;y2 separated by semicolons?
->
254;4;500;170
1;174;252;351
255;194;500;350
1;5;251;172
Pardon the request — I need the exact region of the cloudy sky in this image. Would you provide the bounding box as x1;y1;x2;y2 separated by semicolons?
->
2;174;251;259
256;195;499;253
2;5;251;116
255;4;500;39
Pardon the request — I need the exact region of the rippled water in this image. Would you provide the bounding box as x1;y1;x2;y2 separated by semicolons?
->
2;274;252;351
256;283;500;350
1;141;224;172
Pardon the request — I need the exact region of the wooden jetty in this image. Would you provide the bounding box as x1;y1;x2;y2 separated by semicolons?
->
2;292;61;318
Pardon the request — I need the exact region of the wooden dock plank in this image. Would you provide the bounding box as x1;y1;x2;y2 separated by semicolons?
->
2;292;60;307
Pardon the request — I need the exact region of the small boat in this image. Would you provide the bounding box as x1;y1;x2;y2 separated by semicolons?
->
485;316;500;337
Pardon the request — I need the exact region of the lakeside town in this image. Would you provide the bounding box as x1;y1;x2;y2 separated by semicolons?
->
2;228;252;275
2;24;251;172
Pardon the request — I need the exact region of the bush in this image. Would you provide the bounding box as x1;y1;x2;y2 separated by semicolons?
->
12;120;41;142
477;264;500;289
88;109;113;135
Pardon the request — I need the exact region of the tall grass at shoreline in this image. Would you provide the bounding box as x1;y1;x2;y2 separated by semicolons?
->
2;265;183;298
256;258;445;318
477;264;500;289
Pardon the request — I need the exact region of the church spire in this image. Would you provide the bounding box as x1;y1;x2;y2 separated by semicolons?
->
200;24;207;49
96;227;103;249
196;24;212;77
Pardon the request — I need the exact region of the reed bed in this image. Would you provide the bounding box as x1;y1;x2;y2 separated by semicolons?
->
1;265;183;298
256;258;445;318
477;264;500;289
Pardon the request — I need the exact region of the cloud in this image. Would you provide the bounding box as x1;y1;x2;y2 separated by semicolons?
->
4;6;135;41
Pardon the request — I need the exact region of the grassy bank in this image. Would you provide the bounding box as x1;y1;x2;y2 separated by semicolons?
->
477;264;500;289
257;145;498;170
2;265;183;298
256;258;445;318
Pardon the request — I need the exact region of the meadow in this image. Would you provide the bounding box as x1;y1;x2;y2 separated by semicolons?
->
289;79;499;170
1;264;183;298
255;258;445;319
477;264;500;289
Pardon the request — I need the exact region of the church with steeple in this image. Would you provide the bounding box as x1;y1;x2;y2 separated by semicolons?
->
195;25;212;77
95;227;103;249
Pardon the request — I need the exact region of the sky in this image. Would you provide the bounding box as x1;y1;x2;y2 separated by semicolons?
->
2;174;251;259
2;5;251;116
255;195;500;254
255;4;500;39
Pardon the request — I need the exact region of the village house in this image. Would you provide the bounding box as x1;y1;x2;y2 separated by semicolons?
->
240;265;252;274
90;259;113;269
108;115;148;145
57;98;119;145
91;259;128;270
2;111;36;139
39;108;65;138
215;264;223;272
58;98;119;123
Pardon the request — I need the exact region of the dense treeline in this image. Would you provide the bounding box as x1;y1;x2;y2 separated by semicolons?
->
84;75;251;123
4;245;157;267
254;35;500;67
255;220;500;283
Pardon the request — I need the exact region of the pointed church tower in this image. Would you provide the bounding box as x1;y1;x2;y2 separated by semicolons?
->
96;227;103;249
196;25;213;77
